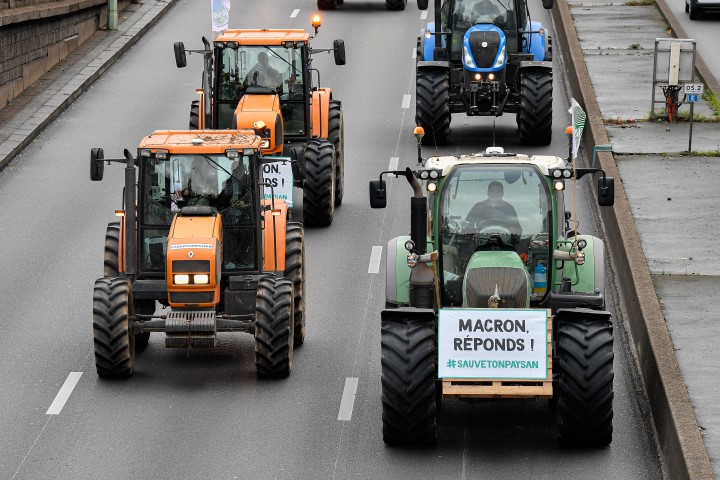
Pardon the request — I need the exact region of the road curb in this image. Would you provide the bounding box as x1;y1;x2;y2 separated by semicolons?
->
0;0;178;172
550;2;714;479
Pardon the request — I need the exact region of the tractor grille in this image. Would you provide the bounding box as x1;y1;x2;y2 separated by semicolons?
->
169;291;214;304
465;267;527;308
410;284;434;309
469;31;501;68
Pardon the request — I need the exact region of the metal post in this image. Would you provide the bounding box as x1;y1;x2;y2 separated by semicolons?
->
108;0;117;31
688;102;694;153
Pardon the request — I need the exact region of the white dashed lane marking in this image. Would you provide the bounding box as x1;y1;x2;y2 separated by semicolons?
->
389;157;399;171
46;372;82;415
291;9;300;17
421;10;428;19
401;94;411;109
337;377;359;421
368;246;383;274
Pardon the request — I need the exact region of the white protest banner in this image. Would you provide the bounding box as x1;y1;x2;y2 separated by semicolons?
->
261;158;294;208
438;309;549;379
568;98;586;161
211;0;230;33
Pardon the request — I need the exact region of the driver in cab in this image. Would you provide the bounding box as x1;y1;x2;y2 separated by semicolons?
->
465;181;522;240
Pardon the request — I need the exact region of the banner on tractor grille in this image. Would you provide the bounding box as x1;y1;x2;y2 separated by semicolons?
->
261;157;294;208
569;98;586;161
211;0;230;32
437;309;549;379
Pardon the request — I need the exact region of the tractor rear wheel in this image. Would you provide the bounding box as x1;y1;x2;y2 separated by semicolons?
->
381;317;437;445
104;222;120;277
416;69;451;145
303;140;335;227
285;222;306;347
386;0;407;9
133;299;155;352
318;0;337;9
93;277;135;378
255;277;294;378
189;100;199;130
556;317;614;446
328;100;344;207
518;69;553;145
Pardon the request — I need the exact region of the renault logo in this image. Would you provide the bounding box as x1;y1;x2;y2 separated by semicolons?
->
188;251;194;258
482;41;488;48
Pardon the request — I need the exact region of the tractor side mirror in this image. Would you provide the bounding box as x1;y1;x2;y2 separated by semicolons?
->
174;42;187;68
418;0;429;9
598;176;615;206
369;179;387;208
90;147;105;181
542;0;553;8
333;40;346;66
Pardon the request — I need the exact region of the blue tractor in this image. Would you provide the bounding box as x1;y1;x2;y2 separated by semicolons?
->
416;0;553;145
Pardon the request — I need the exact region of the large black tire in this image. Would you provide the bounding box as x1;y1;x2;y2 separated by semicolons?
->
93;277;135;378
303;140;335;227
189;100;199;130
688;1;700;18
386;0;407;9
381;317;437;445
133;299;155;352
416;69;451;145
328;100;344;207
285;222;306;347
103;222;120;277
556;317;614;446
255;277;294;378
318;0;337;9
518;69;553;145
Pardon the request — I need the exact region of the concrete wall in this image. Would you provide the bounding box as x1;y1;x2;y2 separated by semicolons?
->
0;0;131;108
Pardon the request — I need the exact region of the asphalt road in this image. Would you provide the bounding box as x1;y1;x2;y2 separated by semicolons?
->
0;0;662;478
664;4;720;79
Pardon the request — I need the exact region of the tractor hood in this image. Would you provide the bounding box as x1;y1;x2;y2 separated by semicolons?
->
234;93;284;155
462;250;530;309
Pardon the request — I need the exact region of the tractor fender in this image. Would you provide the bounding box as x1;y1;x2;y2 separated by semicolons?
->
261;199;288;273
417;60;451;71
554;307;612;325
310;88;332;140
385;236;434;307
519;60;552;71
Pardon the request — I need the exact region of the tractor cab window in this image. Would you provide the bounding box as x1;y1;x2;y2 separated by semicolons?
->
438;164;551;305
445;0;523;61
217;45;306;136
140;154;257;272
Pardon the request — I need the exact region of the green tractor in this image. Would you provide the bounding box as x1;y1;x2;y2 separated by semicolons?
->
369;128;616;446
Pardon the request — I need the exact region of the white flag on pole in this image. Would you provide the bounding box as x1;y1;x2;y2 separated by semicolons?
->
568;98;586;161
212;0;230;32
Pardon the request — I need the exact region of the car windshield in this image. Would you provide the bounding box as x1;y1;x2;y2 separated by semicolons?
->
438;164;551;302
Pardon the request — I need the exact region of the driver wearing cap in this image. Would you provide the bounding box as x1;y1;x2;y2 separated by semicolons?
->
466;181;522;238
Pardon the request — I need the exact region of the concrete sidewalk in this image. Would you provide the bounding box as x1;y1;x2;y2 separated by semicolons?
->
0;0;717;478
554;0;719;478
0;0;177;171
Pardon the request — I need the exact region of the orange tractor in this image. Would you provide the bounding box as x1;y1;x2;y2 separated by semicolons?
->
174;17;346;227
90;129;306;378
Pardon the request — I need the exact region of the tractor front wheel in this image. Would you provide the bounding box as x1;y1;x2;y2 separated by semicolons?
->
92;277;135;378
255;277;294;378
381;317;437;445
518;69;553;145
328;100;345;207
556;317;614;446
189;100;199;129
285;222;306;347
303;140;335;227
318;0;337;9
416;69;451;145
103;222;120;277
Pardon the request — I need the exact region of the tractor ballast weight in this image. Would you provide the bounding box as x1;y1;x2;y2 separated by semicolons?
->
369;132;615;446
89;130;307;379
416;0;553;145
174;19;346;227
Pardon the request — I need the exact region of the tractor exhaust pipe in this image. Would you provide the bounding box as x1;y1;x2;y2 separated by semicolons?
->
123;149;137;275
404;168;428;254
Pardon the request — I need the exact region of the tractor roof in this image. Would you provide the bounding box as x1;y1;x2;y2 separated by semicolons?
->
425;151;566;177
215;29;311;45
139;130;262;153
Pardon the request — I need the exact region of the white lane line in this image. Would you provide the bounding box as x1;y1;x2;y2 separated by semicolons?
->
421;10;428;19
290;8;300;17
337;377;359;421
412;47;417;59
368;246;383;274
401;94;411;109
46;372;82;415
389;156;399;171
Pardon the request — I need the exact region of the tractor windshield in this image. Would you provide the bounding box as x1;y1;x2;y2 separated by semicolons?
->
217;45;306;136
438;164;551;305
140;154;257;272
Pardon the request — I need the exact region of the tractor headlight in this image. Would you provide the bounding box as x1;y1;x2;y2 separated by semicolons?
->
577;239;587;250
405;239;415;252
488;73;496;81
174;274;190;285
554;180;565;191
429;169;440;179
463;45;475;69
474;73;482;81
552;169;562;178
193;274;209;285
492;45;506;69
427;181;437;192
419;170;429;180
562;169;572;178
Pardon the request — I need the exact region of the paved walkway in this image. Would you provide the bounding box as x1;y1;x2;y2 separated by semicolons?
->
0;0;718;477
